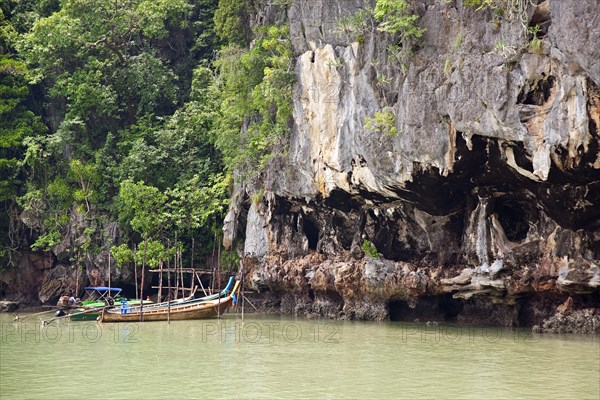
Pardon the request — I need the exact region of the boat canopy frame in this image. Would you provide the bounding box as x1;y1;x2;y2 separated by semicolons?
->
83;286;123;301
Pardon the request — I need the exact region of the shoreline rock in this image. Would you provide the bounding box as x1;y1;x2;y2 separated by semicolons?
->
535;308;600;334
0;300;19;312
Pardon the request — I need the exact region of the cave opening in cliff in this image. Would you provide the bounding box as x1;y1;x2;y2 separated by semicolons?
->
116;283;139;300
495;199;532;242
388;295;464;322
518;75;556;106
303;218;319;250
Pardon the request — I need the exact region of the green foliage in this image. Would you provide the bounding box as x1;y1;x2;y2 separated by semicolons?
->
19;179;71;251
444;57;454;78
213;23;295;177
0;52;46;202
528;25;542;54
452;31;463;50
1;0;245;273
465;0;537;32
214;0;250;45
30;230;61;251
110;243;134;267
220;249;240;271
463;0;497;10
0;7;45;205
361;240;380;258
135;240;165;268
68;159;99;211
164;173;231;233
251;188;265;205
336;7;375;42
365;108;398;137
337;1;424;70
374;0;425;41
493;39;516;58
118;179;167;237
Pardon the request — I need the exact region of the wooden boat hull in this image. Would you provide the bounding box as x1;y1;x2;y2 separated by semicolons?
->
67;300;151;321
101;295;235;323
69;312;99;321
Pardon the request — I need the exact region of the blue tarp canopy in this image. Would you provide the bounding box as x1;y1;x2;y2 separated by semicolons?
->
84;286;122;292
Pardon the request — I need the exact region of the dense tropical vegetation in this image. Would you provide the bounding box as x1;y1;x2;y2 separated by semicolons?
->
1;0;424;274
0;0;295;273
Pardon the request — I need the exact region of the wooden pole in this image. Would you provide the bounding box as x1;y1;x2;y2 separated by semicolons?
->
217;236;222;318
190;238;195;297
196;272;208;297
75;262;80;297
158;260;163;302
167;252;171;324
174;235;179;300
179;246;184;297
133;244;138;301
108;250;111;293
140;236;147;322
240;260;244;322
13;309;57;321
75;248;80;297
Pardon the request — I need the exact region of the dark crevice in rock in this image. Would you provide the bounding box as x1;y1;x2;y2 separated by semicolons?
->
324;188;362;213
388;295;464;322
307;285;315;301
530;0;551;37
458;299;518;326
495;198;535;242
332;214;354;250
518;75;555;105
303;217;320;250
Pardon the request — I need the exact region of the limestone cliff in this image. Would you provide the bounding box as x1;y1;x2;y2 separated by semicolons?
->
226;0;600;328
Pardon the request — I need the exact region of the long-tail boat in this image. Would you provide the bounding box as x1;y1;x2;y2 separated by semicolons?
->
39;287;153;325
116;276;236;314
59;286;152;321
100;280;240;323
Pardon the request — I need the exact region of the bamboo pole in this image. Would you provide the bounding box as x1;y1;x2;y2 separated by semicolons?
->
179;246;184;297
196;271;208;297
242;293;258;312
133;244;138;301
140;236;147;322
240;260;244;322
108;250;111;294
190;238;195;297
75;263;80;297
167;275;171;324
217;236;221;318
167;242;171;324
174;236;179;299
13;309;57;321
42;305;108;326
158;260;163;302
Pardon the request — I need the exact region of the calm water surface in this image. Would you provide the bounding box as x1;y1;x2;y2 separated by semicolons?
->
1;312;598;399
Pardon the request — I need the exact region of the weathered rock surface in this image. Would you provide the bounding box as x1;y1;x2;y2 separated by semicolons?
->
1;208;135;304
0;300;19;312
231;0;600;329
536;308;600;334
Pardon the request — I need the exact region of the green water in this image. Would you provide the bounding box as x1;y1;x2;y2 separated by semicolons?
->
1;313;598;399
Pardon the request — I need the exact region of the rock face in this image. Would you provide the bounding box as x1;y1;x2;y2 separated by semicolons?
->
0;208;136;304
0;300;19;312
227;0;600;327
